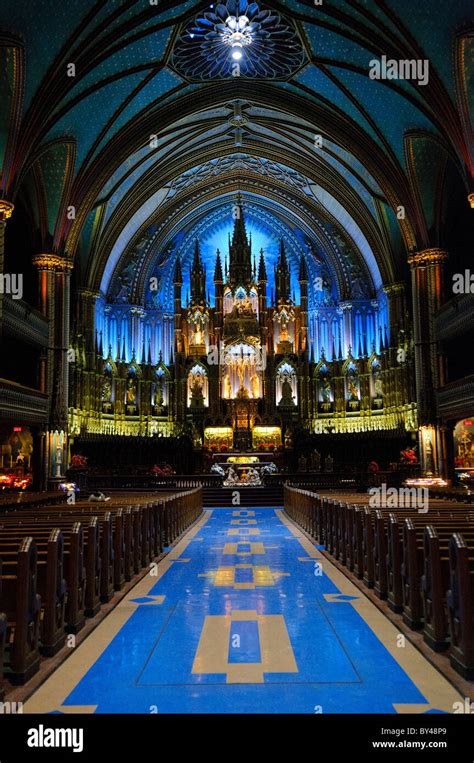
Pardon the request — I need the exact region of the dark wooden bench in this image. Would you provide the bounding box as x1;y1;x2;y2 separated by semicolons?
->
401;520;474;633
0;537;41;684
0;488;202;688
0;559;7;700
284;485;474;680
447;533;474;679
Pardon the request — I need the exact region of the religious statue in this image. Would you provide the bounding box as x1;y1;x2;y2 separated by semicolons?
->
114;275;132;303
189;373;205;407
279;318;290;343
310;450;321;472
348;379;359;401
351;268;369;299
235;294;253;316
154;378;164;411
425;435;435;476
224;372;232;399
126;377;137;405
247;467;261;485
102;378;112;403
373;368;383;398
280;377;295;406
191;327;203;345
224;465;239;486
236;358;249;397
298;454;307;473
250;372;259;399
237;358;245;387
325;454;334;472
321;379;331;403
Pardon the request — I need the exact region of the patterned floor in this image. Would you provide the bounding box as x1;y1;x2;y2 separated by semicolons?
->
25;508;463;714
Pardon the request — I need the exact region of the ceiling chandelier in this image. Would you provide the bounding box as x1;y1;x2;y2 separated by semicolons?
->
171;1;307;81
221;14;253;60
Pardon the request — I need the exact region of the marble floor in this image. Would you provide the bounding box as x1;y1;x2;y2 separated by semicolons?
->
24;507;463;714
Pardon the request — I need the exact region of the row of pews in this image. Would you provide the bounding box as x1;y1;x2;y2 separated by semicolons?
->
284;486;474;680
0;488;203;698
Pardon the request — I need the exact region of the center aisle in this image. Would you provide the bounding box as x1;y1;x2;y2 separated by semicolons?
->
25;507;462;714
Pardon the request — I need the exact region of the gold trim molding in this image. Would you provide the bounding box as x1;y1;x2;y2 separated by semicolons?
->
0;200;14;222
383;282;405;294
408;248;448;268
77;288;101;298
32;254;74;272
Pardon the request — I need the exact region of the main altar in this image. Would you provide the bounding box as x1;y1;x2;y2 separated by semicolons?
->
211;454;278;487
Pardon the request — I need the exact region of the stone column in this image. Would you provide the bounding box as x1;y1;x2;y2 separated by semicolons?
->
33;254;74;486
339;302;353;357
408;248;448;475
0;201;14;340
0;200;14;274
76;288;100;349
383;282;406;338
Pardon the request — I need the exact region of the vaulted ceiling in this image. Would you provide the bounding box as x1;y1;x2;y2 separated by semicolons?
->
0;0;472;296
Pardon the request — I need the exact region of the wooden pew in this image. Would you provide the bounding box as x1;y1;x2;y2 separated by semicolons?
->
0;521;85;635
447;533;474;679
283;485;474;679
0;537;41;684
0;558;6;700
0;487;202;688
402;520;474;632
1;515;100;618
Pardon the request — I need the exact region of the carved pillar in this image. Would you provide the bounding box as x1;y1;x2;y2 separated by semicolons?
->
33;254;74;486
408;248;448;475
76;288;100;350
0;200;14;274
340;302;352;357
383;282;406;339
0;201;14;340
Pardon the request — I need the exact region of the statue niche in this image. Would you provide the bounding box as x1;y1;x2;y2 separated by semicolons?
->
188;365;208;409
101;368;113;413
372;362;384;410
345;364;360;412
125;374;138;414
315;361;333;413
277;363;297;408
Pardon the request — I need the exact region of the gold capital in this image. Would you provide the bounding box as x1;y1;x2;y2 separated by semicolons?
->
408;248;448;268
0;200;14;222
383;282;405;294
77;287;100;299
468;193;474;209
32;253;74;272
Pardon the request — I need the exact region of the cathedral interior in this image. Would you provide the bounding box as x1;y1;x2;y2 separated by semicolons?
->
0;0;472;489
0;0;473;726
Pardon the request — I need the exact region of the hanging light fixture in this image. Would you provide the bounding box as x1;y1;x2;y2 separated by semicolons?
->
222;13;253;60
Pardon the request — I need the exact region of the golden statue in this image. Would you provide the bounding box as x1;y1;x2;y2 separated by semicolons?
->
126;378;137;405
250;372;259;399
189;373;205;406
224;372;232;399
237;359;246;389
280;319;290;343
